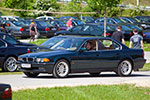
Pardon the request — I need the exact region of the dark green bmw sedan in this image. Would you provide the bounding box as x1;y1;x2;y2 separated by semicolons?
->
17;36;146;78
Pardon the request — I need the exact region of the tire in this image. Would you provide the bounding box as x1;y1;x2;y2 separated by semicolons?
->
117;60;132;77
3;57;17;72
53;59;70;78
24;72;39;77
89;72;100;76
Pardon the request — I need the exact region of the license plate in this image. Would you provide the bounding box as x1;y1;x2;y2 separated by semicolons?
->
26;29;29;31
52;28;56;30
21;64;31;68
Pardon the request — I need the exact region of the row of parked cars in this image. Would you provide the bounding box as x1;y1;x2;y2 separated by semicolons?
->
1;15;150;42
0;16;148;73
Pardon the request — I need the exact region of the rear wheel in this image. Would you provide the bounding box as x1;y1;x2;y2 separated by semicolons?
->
117;60;132;77
53;59;70;78
23;72;39;77
3;57;17;72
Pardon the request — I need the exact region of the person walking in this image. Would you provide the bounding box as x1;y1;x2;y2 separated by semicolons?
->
29;20;37;42
129;29;144;49
111;26;125;44
66;17;73;30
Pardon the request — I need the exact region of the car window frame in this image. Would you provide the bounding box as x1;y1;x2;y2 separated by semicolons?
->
98;39;122;51
0;39;7;48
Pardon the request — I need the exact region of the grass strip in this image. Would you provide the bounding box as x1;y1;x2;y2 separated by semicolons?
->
13;84;150;100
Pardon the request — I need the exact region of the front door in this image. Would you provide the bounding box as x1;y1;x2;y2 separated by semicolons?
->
0;40;7;67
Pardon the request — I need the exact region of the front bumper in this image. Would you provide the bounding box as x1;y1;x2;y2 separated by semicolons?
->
17;62;54;74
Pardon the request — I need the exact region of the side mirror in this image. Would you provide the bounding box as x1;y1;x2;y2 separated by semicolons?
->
80;47;86;52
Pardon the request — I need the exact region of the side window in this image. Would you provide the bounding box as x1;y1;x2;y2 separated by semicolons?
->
92;26;101;35
82;25;90;32
82;39;98;51
0;40;6;48
99;39;120;50
72;26;82;32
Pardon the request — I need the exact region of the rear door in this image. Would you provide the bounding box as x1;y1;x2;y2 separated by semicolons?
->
96;39;121;69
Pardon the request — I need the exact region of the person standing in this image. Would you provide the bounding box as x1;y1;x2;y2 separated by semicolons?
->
129;29;144;49
111;26;125;44
66;17;72;30
29;20;37;42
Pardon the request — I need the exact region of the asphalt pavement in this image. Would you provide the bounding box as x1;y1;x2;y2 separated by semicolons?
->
0;71;150;91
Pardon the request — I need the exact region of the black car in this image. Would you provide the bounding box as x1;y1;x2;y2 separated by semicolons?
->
17;36;146;78
0;32;37;46
48;20;67;31
63;19;84;27
0;33;48;72
25;20;57;37
3;20;30;38
119;17;150;30
80;16;95;23
0;84;12;100
55;24;112;37
95;17;124;24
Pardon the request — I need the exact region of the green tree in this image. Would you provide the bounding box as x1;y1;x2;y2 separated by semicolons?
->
31;0;60;17
3;0;34;17
85;0;122;17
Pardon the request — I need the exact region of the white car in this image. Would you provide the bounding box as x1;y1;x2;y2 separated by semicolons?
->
1;16;22;21
36;16;57;20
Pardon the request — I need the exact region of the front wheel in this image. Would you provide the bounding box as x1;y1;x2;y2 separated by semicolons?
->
3;57;17;72
53;59;70;78
117;60;132;77
24;72;39;77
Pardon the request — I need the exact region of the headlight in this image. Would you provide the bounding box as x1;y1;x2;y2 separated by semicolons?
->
141;24;147;27
18;57;23;62
36;58;50;63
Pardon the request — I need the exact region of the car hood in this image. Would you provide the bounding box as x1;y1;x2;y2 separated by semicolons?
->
16;42;37;46
19;50;74;58
56;30;68;34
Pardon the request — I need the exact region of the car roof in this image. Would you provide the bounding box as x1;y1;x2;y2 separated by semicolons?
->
55;35;112;40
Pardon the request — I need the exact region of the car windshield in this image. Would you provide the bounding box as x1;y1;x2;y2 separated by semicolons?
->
41;37;67;47
121;25;132;31
74;20;84;25
56;21;66;26
128;17;138;23
11;21;25;26
51;38;83;51
113;18;124;23
126;24;142;30
37;21;50;27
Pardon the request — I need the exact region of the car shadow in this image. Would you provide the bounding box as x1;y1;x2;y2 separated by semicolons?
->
22;72;150;79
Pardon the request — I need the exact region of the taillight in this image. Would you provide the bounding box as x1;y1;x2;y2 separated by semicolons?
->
27;48;31;53
130;32;133;36
143;51;144;58
102;33;111;36
45;27;50;31
19;28;24;31
2;88;12;99
58;27;60;31
142;32;145;37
